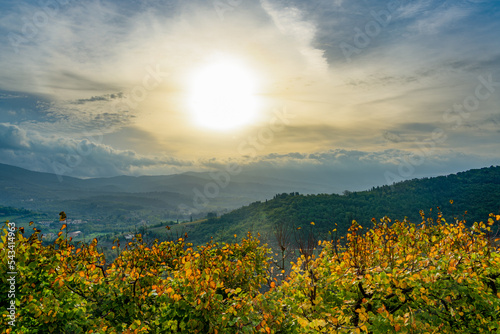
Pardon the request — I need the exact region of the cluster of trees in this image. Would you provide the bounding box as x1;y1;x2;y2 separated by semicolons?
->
1;209;499;333
272;193;300;200
0;206;38;219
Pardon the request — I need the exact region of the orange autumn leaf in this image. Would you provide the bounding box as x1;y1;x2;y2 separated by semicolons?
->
59;211;67;221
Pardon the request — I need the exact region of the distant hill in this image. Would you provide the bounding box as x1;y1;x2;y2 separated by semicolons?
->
0;163;330;222
179;166;500;245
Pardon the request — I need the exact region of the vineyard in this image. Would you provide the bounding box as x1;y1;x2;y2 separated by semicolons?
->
1;211;500;333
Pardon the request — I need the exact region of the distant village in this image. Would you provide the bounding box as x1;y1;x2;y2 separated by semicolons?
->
38;218;147;241
39;219;88;241
38;219;88;226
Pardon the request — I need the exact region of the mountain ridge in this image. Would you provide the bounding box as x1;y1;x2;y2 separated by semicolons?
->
0;162;332;221
176;165;500;245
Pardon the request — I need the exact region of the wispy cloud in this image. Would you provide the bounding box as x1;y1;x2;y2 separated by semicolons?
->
397;0;434;19
407;5;471;35
260;0;328;75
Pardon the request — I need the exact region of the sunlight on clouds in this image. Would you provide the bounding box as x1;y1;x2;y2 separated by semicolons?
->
260;0;329;76
1;0;499;176
186;55;262;131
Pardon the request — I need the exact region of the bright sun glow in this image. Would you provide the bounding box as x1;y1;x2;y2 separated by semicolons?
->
187;58;260;131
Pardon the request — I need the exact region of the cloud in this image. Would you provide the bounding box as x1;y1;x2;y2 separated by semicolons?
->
73;93;123;105
397;0;434;19
196;148;500;193
0;0;332;141
0;1;177;97
2;116;499;193
383;131;405;143
0;122;192;178
260;0;329;75
0;0;328;98
0;123;30;149
407;5;471;35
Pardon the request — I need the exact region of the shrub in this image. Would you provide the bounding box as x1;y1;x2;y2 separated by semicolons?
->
1;211;499;333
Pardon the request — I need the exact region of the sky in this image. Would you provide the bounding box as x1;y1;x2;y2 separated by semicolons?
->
0;0;499;192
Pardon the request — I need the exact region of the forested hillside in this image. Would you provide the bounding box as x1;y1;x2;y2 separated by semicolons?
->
180;166;500;245
0;206;32;217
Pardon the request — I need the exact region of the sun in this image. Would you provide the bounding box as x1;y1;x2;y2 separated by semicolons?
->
187;57;261;131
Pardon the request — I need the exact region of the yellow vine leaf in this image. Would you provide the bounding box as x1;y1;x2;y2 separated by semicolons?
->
297;317;308;327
